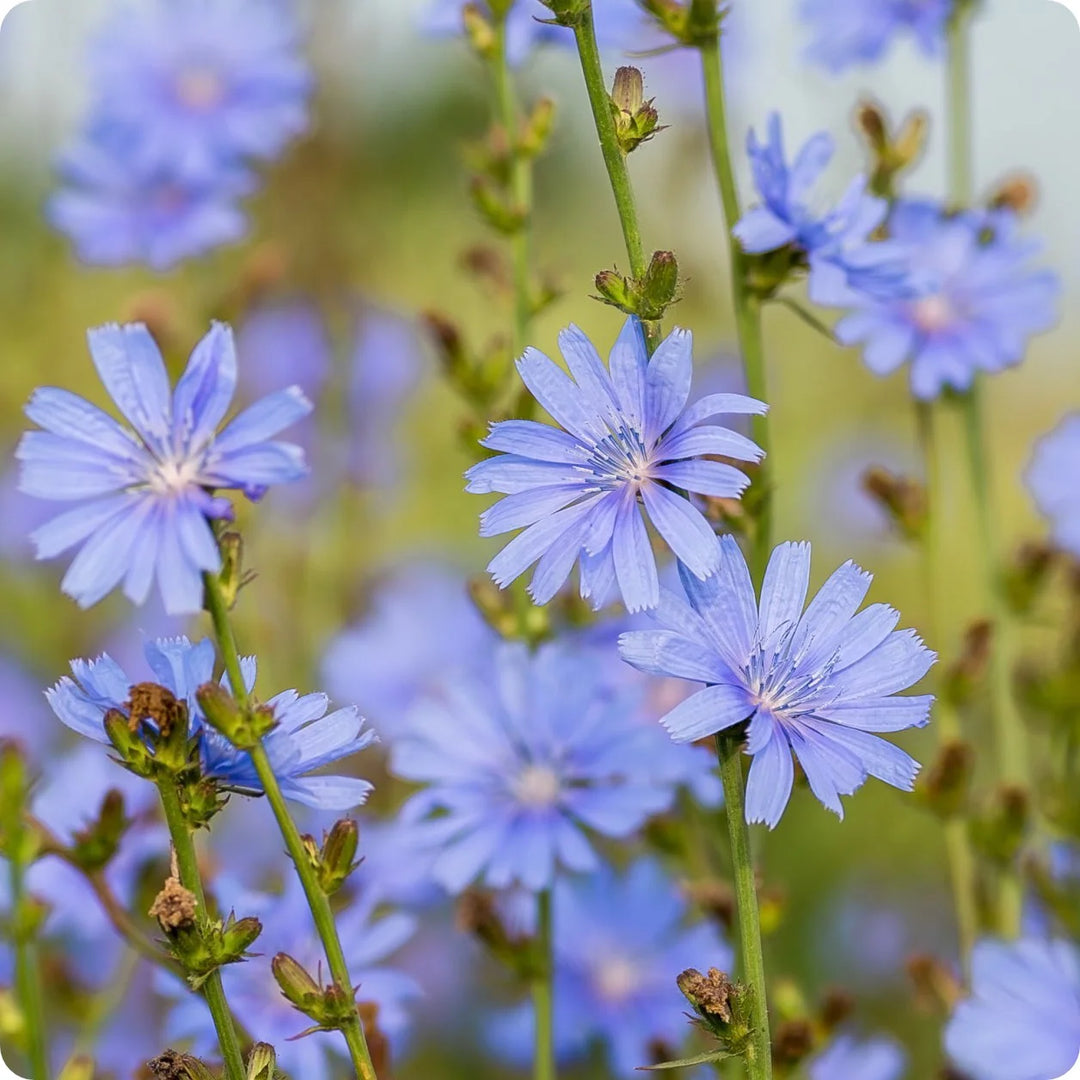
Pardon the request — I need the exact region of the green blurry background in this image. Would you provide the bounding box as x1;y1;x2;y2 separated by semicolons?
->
0;0;1078;1075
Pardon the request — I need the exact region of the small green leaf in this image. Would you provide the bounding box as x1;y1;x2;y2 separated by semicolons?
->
638;1050;734;1071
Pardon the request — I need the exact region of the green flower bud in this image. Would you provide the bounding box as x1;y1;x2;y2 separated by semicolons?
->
245;1043;278;1080
610;67;665;155
196;683;276;750
57;1054;96;1080
317;819;361;896
70;789;129;872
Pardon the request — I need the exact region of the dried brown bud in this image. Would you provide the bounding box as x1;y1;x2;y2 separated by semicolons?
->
677;967;733;1022
149;876;197;932
919;739;975;818
820;987;855;1030
907;952;961;1013
988;173;1039;216
861;466;927;539
773;1018;814;1064
855;100;888;151
127;683;187;738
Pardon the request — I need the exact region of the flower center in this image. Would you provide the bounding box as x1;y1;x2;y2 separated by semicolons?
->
911;293;956;333
586;427;654;490
175;66;226;111
592;955;641;1003
512;764;562;808
149;456;201;496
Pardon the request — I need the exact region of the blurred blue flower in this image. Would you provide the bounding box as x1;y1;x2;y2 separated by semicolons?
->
48;129;253;271
619;538;935;827
421;0;648;67
237;300;333;403
18;321;311;613
734;113;906;307
467;318;766;613
833;201;1059;400
801;0;950;73
493;860;730;1076
162;874;419;1080
1027;414;1080;557
391;641;682;892
808;1035;906;1080
321;562;493;742
87;0;312;181
945;938;1080;1080
0;654;58;757
47;636;375;810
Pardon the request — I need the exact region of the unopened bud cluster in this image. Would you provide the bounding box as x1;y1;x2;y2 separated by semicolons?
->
595;250;681;322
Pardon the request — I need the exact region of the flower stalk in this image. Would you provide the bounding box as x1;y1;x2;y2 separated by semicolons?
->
698;29;772;586
155;779;247;1080
533;889;556;1080
715;733;771;1080
202;568;380;1080
9;856;49;1080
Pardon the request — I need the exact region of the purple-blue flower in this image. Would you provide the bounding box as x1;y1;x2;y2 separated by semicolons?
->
801;0;951;73
619;538;935;828
162;874;418;1080
87;0;312;180
833;200;1060;400
466;318;766;614
421;0;648;67
17;321;311;614
945;939;1080;1080
809;1035;906;1080
390;641;684;892
48;128;253;271
734;113;906;307
46;636;375;810
1027;415;1080;557
493;860;731;1076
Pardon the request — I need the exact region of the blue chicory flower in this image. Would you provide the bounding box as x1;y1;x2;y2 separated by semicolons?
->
46;636;375;810
808;1035;906;1080
734;113;907;307
390;641;685;892
87;0;312;181
161;874;419;1080
619;537;935;827
1027;414;1080;558
801;0;951;73
492;859;731;1077
48;127;253;271
466;317;767;613
945;938;1080;1080
17;321;311;614
833;200;1060;400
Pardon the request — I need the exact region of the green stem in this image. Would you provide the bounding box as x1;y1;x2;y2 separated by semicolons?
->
915;402;981;970
533;889;556;1080
715;734;771;1080
946;3;1027;937
570;8;660;353
156;780;246;1080
9;856;49;1080
202;572;379;1080
699;36;771;586
492;16;533;362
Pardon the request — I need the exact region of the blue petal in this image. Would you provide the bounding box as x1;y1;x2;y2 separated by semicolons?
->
659;682;753;743
640;482;720;579
557;324;620;425
643;327;693;444
24;387;140;460
171;322;237;450
516;347;605;444
744;716;795;828
658;425;764;464
487;497;600;591
611;492;659;613
832;629;936;699
734;206;799;253
654;460;751;498
665;393;769;441
758;541;812;643
790;559;873;664
618;630;728;683
814;695;933;732
213;386;312;453
30;495;135;558
481;420;589;463
679;536;758;669
479;486;586;537
607;317;648;430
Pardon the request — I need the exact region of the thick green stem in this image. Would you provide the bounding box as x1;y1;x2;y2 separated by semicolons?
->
492;16;533;362
715;734;771;1080
532;889;556;1080
946;4;1027;937
699;37;771;585
156;780;246;1080
916;402;981;970
570;8;660;353
202;573;379;1080
9;857;49;1080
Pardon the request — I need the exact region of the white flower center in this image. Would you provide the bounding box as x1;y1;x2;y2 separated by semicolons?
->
149;457;202;495
911;294;956;333
512;765;562;808
176;66;226;110
1051;1048;1080;1080
592;955;641;1003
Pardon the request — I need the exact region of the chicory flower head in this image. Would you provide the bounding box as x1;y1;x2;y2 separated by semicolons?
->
619;537;935;828
734;113;907;307
945;938;1080;1080
492;859;731;1077
833;200;1059;400
808;1035;906;1080
1026;414;1080;558
467;317;766;614
18;321;311;614
801;0;951;73
391;641;685;892
88;0;312;180
46;636;375;810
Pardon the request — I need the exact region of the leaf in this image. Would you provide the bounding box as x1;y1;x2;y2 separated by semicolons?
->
637;1050;735;1071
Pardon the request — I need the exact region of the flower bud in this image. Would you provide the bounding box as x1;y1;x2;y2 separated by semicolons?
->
942;621;992;707
861;466;926;540
988;173;1038;217
245;1043;278;1080
918;739;975;819
272;953;323;1013
641;251;680;313
303;819;361;896
610;67;664;155
196;683;276;750
462;3;496;59
0;742;36;864
676;967;754;1055
537;0;589;26
70;789;129;872
146;1050;219;1079
520;97;557;157
970;784;1030;867
57;1055;95;1080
